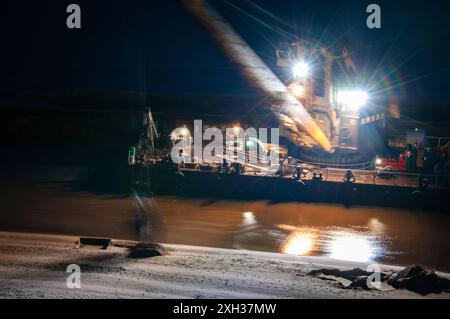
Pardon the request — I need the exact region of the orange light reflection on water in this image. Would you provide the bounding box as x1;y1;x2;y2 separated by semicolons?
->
278;223;386;262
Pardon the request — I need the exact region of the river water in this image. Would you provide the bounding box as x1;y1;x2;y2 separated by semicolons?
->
153;196;450;270
1;162;450;272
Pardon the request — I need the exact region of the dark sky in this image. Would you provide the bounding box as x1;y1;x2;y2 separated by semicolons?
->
1;0;450;105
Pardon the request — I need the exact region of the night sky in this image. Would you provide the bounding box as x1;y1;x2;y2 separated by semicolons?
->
1;0;450;106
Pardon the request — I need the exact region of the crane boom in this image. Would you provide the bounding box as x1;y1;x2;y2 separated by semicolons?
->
183;0;331;151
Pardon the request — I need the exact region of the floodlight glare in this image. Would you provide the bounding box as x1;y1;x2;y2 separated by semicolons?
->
291;84;305;97
337;90;368;110
292;62;309;78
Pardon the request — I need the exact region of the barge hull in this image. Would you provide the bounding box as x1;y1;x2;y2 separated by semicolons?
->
132;167;450;211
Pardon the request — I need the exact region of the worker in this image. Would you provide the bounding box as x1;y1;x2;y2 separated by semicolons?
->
223;160;229;173
233;162;246;175
312;172;323;182
278;157;286;176
343;169;356;183
293;165;304;181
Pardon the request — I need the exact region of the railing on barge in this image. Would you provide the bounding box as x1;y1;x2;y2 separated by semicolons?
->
137;154;450;190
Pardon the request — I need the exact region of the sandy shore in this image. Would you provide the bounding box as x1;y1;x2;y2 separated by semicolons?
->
0;231;449;299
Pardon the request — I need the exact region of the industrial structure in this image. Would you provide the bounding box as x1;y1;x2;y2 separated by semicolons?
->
129;0;450;196
275;42;364;151
181;0;403;165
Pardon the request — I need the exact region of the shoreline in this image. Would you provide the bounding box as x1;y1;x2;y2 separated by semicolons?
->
0;231;449;299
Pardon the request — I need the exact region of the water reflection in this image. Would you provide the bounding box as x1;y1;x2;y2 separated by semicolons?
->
242;212;257;226
282;232;315;255
326;234;375;262
232;212;259;250
368;218;387;234
278;219;389;262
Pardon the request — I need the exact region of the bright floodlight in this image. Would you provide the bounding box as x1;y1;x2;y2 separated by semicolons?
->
291;84;305;97
337;90;368;110
292;62;309;78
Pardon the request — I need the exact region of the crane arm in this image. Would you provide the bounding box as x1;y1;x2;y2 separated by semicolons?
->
183;0;331;151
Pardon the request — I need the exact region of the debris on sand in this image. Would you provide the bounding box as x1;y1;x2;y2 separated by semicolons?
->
346;276;372;290
309;264;450;295
76;237;111;250
308;268;389;290
308;268;374;281
388;264;450;295
127;243;166;259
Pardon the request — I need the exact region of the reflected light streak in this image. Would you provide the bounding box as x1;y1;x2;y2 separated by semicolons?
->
276;224;386;262
282;232;315;255
368;218;386;234
327;235;375;262
242;212;257;226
